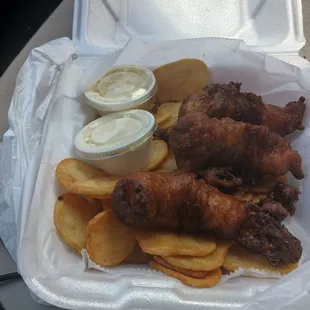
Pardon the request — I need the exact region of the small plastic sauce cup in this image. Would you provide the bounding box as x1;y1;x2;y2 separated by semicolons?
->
84;64;157;115
74;110;157;176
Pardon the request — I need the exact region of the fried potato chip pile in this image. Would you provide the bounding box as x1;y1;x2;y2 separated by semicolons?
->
53;58;297;289
56;140;168;199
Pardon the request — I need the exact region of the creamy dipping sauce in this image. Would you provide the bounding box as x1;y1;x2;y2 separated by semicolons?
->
84;117;142;149
84;64;157;113
74;110;157;175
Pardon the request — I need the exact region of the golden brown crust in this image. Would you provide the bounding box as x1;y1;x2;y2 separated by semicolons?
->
179;82;305;137
169;113;304;179
113;171;302;266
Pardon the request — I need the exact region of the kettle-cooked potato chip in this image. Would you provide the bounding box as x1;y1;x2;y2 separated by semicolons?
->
143;140;169;171
156;151;178;172
154;110;171;127
153;256;210;278
153;58;210;103
163;241;232;271
150;260;221;288
136;230;217;257
54;193;101;252
223;245;298;275
83;197;103;209
86;209;137;266
56;158;119;199
154;101;182;130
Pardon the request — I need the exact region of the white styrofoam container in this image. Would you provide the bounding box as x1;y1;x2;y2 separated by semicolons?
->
16;0;310;309
73;0;306;56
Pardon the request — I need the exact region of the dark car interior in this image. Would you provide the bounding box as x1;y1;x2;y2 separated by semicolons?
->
0;0;62;76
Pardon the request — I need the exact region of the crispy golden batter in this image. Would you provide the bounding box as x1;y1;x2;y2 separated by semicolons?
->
224;245;298;275
169;113;304;180
179;82;306;137
113;171;302;266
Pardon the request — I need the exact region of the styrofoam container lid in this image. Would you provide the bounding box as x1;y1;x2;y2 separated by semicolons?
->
73;0;305;56
74;109;157;159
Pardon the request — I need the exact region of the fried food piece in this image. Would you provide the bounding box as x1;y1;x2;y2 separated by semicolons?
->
154;106;171;126
86;210;137;266
200;168;285;189
54;193;101;252
154;102;182;130
204;82;242;95
150;260;221;288
232;191;267;204
101;199;112;210
136;230;216;256
113;171;302;266
83;197;103;210
258;198;290;221
179;83;262;122
169;113;304;180
153;256;211;278
239;175;287;194
179;82;306;136
236;181;300;219
153;58;210;103
232;190;289;221
56;158;119;199
124;245;151;264
56;141;168;198
223;245;298;275
261;97;306;137
269;182;300;216
199;166;243;188
143;140;169;171
156;151;178;172
153;128;170;145
162;241;232;271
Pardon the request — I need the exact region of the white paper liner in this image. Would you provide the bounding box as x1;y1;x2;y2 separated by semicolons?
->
3;37;310;309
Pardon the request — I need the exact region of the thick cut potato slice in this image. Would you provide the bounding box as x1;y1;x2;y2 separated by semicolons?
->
150;260;221;288
143;140;169;171
154;101;182;130
86;210;137;266
54;193;101;252
163;241;233;271
56;158;119;199
153;58;210;102
101;199;112;210
223;245;298;275
156;151;178;172
154;110;171;127
153;256;210;278
136;230;217;257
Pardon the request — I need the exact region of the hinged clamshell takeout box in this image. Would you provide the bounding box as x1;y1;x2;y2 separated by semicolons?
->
2;0;310;309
